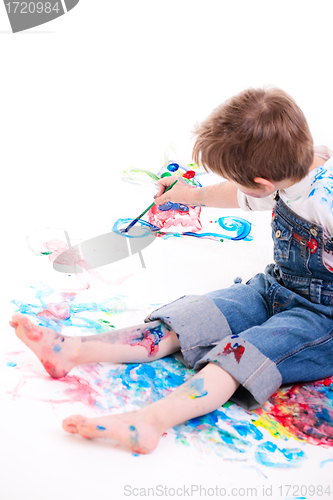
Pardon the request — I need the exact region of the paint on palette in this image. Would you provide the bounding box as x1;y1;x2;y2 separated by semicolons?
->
122;162;204;188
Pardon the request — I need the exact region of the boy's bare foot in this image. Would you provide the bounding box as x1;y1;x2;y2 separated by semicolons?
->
62;411;162;454
10;313;77;378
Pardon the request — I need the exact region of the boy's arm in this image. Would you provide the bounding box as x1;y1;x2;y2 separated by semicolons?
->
154;176;240;209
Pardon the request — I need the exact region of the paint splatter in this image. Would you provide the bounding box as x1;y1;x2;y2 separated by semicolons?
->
11;283;126;335
222;342;245;363
148;202;202;233
255;441;306;468
127;324;169;356
217;217;252;241
9;285;333;467
254;377;333;447
112;216;253;244
129;425;140;450
80;322;169;357
182;378;208;399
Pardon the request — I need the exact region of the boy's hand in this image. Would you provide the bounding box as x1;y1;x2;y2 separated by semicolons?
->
154;176;196;206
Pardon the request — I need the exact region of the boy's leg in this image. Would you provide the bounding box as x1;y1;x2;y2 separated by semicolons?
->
63;361;239;454
10;313;180;378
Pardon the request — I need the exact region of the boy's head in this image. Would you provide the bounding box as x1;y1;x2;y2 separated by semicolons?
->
192;87;314;189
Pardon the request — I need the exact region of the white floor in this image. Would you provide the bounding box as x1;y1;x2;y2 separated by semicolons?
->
1;2;333;499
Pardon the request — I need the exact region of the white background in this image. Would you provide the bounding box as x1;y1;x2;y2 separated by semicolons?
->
1;1;333;499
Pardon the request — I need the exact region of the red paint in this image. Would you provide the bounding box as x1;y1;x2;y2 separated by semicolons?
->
182;170;195;179
41;360;62;378
25;323;43;342
256;376;333;447
60;375;101;408
222;342;245;363
138;337;158;355
38;302;71;320
148;203;202;232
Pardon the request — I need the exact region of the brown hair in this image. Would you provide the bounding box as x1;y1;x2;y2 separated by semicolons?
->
192;87;314;188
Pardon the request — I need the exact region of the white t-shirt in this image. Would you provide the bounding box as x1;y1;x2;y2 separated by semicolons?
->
237;146;333;269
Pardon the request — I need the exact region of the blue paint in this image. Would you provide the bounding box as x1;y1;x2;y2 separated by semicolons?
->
6;361;17;367
129;425;136;431
13;282;330;467
96;425;106;431
217;217;252;241
320;458;333;468
157;162;202;187
112;218;160;237
113;215;252;243
125;324;167;354
52;344;62;353
232;422;263;440
186;411;219;427
182;217;252;242
11;285;127;336
158;201;189;212
255;441;306;468
167;163;179;172
186;378;208;398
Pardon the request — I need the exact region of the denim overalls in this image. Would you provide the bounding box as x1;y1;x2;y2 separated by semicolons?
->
146;194;333;410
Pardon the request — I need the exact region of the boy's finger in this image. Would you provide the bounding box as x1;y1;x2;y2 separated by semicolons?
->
154;175;183;199
154;181;170;199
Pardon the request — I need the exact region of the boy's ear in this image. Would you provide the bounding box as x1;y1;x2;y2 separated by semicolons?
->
253;177;276;194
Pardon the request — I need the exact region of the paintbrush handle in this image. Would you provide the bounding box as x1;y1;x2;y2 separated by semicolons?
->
124;180;178;232
138;179;178;218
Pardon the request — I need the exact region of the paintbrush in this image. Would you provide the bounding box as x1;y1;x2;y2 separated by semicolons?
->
122;180;178;233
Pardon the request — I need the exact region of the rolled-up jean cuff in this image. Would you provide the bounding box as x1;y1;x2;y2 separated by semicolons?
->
144;294;232;352
145;295;282;411
194;337;282;410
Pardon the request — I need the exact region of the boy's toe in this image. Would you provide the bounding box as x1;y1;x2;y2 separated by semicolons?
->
62;415;87;434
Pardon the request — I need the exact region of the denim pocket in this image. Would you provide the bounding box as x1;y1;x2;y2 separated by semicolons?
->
271;216;293;260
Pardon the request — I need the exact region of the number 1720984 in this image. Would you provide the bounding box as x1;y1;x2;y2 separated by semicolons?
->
5;2;60;14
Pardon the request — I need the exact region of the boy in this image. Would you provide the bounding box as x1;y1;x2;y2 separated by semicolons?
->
11;87;333;454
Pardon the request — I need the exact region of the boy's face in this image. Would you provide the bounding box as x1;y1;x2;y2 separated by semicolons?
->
234;183;269;199
232;177;295;199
